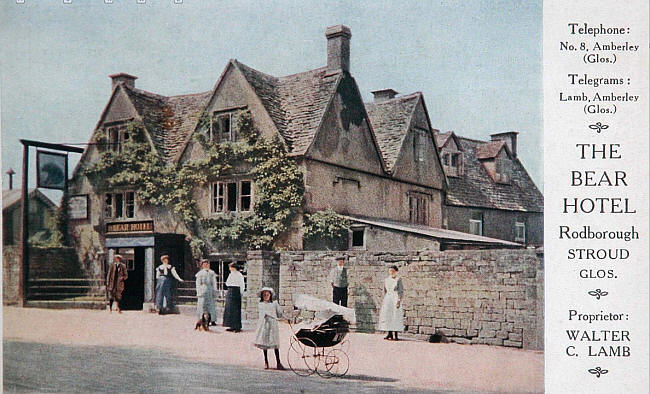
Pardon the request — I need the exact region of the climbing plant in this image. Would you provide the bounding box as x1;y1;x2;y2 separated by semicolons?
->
303;209;351;250
82;111;304;255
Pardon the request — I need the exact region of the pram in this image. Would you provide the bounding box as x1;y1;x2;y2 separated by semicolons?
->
287;294;355;377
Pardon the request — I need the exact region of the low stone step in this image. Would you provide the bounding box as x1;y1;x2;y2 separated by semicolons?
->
25;300;106;310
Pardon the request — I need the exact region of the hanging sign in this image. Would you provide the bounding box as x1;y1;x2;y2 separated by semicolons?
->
36;150;68;190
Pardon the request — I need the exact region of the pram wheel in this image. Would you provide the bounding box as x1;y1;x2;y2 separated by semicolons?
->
287;336;319;376
317;348;349;378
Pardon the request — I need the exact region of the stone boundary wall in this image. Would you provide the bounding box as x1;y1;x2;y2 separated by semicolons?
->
247;249;543;350
3;246;86;304
3;246;21;304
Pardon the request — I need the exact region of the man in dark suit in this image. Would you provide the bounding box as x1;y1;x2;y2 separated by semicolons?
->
328;257;348;307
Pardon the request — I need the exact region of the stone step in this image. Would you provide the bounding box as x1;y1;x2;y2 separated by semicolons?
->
25;300;106;310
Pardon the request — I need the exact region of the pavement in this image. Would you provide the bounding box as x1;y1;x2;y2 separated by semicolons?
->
2;307;543;393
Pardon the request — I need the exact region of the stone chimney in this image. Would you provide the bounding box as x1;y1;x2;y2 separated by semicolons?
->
325;25;351;73
6;168;15;190
490;131;519;158
371;89;398;103
109;73;138;90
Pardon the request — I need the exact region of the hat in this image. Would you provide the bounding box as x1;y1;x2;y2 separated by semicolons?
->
160;255;169;261
200;259;210;265
114;254;123;261
258;287;275;297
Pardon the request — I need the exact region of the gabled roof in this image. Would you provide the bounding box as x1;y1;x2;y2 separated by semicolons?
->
435;131;463;152
365;93;420;173
475;140;511;160
441;134;543;212
122;86;211;163
232;60;341;155
3;189;58;212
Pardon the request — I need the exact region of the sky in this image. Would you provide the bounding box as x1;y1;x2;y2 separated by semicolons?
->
0;0;542;201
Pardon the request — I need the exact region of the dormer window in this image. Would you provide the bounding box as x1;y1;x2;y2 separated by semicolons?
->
107;126;130;152
494;154;510;184
441;150;463;177
210;112;234;142
413;129;426;162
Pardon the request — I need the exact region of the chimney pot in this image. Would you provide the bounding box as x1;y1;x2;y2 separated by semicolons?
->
490;131;518;158
6;168;15;190
109;73;138;90
371;89;399;102
325;25;351;73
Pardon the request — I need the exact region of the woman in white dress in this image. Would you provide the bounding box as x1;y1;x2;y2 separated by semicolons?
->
378;265;405;341
253;287;285;370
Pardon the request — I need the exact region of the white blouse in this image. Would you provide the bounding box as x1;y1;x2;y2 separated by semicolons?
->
226;271;245;295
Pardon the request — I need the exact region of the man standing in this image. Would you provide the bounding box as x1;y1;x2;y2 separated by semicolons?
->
328;257;348;307
106;254;128;313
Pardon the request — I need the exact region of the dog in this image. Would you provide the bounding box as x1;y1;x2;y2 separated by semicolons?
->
195;312;211;332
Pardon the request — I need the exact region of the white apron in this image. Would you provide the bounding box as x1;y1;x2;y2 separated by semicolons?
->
378;276;404;332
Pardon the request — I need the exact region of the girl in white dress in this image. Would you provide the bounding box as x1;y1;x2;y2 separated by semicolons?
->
253;287;285;370
378;265;405;340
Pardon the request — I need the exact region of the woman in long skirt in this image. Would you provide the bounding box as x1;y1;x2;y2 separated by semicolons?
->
195;259;218;325
253;287;285;370
378;265;405;340
223;262;245;332
155;255;184;314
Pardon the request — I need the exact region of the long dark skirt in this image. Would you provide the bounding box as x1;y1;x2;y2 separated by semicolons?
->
155;276;174;311
223;286;242;330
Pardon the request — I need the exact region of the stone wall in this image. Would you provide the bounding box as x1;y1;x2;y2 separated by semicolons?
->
3;246;85;305
247;249;543;350
3;246;21;304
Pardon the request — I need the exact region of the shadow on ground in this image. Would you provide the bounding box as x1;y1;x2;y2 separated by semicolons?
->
4;341;470;393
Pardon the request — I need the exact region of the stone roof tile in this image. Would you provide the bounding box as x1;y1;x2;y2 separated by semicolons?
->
443;135;543;212
124;86;210;163
233;60;340;154
365;93;420;173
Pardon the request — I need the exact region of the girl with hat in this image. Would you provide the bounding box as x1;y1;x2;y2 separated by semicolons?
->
253;287;285;370
155;254;184;314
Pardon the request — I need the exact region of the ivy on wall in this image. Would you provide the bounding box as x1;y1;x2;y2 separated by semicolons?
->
303;209;351;250
82;111;304;256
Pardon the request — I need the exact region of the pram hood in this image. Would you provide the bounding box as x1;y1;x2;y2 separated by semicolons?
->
293;294;356;325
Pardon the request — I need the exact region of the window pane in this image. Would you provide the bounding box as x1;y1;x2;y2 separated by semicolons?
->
125;192;135;218
226;182;237;212
352;229;364;247
211;119;220;141
241;181;251;196
451;153;458;167
220;115;231;141
115;193;123;218
104;194;113;217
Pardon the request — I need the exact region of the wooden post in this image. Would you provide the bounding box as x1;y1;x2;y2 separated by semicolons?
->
19;144;29;306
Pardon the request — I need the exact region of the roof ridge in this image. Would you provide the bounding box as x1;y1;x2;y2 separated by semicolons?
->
365;92;421;106
232;59;280;81
167;91;212;99
278;66;328;80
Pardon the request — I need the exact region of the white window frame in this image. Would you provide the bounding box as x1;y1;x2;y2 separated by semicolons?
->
211;180;254;213
104;191;136;219
469;219;483;236
515;221;526;243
